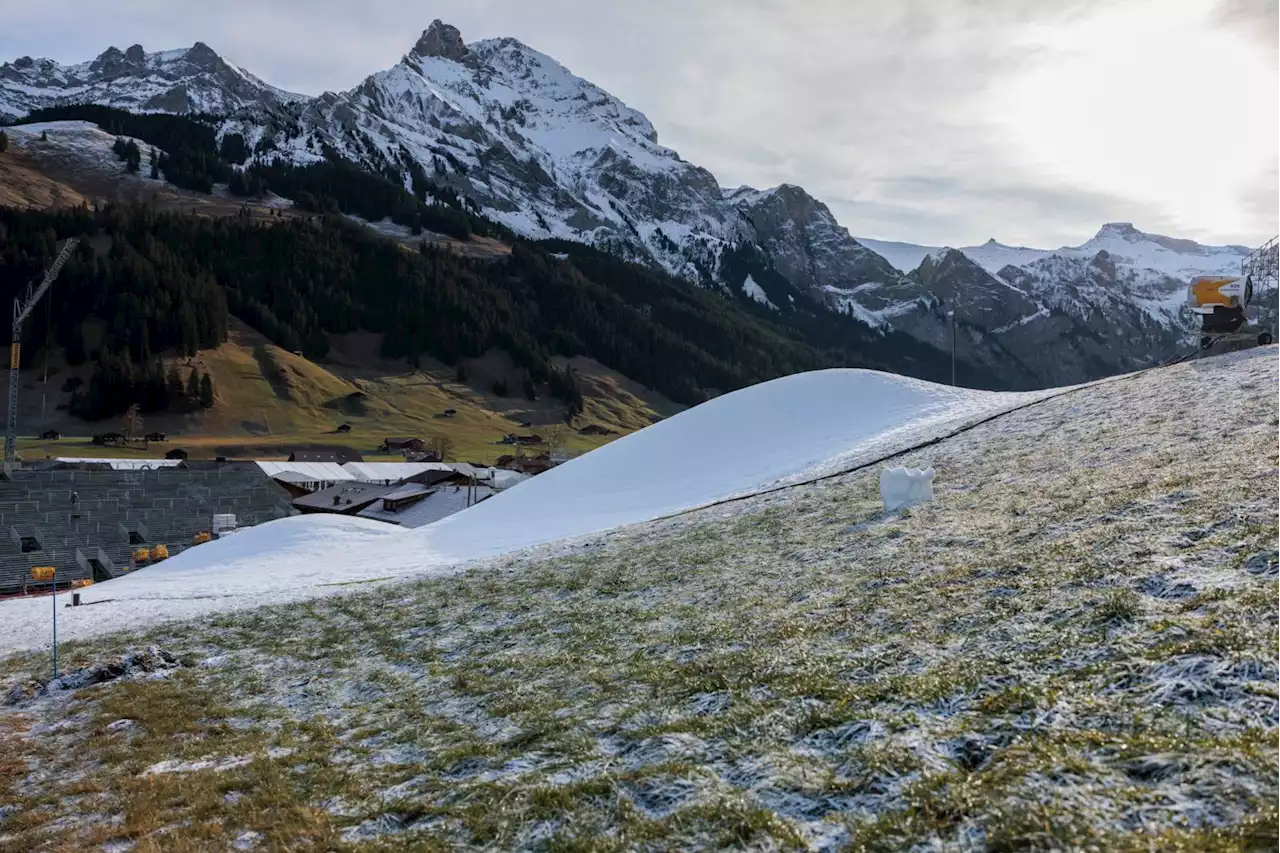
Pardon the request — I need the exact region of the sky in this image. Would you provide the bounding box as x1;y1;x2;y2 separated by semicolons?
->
0;0;1276;249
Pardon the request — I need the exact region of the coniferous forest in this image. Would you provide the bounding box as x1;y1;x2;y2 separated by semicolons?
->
0;202;982;422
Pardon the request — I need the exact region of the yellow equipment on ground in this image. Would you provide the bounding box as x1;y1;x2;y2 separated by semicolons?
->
1187;275;1252;313
1185;273;1273;349
193;531;212;545
71;578;93;589
132;547;151;565
149;544;169;562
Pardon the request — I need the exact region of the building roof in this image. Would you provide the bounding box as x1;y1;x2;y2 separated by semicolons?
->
288;451;342;463
358;484;496;528
341;461;452;482
54;458;185;470
272;471;316;484
382;483;433;502
292;481;399;513
256;461;355;482
288;446;364;464
447;462;482;480
491;469;531;490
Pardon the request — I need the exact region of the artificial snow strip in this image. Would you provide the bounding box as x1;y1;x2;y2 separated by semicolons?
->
0;367;1062;652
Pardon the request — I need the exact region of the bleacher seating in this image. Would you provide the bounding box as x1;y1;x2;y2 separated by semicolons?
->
0;464;295;595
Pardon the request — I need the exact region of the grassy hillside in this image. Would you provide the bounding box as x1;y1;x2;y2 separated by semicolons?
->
16;318;682;464
1;351;1274;850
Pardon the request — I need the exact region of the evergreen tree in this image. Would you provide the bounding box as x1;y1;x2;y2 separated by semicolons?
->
186;368;200;401
150;148;159;179
0;130;8;153
199;373;214;408
218;132;248;165
40;130;48;141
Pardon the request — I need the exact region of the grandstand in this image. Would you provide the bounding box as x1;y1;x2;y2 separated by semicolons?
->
0;463;294;596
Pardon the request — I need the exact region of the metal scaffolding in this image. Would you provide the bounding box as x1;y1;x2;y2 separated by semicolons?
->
1239;233;1280;343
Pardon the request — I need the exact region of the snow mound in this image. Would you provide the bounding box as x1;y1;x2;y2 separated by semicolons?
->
413;369;1047;564
0;368;1055;652
879;466;936;512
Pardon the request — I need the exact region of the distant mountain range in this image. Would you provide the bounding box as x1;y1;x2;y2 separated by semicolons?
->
2;21;1272;390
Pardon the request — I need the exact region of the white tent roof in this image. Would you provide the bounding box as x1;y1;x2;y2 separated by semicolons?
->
255;461;354;481
491;469;530;490
341;461;453;482
55;458;184;470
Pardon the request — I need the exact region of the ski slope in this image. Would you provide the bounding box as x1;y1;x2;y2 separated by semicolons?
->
0;369;1062;653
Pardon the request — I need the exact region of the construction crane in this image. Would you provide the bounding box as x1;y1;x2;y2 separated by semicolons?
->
5;237;80;465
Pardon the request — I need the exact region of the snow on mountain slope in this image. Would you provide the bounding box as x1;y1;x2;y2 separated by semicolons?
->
741;274;777;309
847;224;1259;384
0;43;304;119
861;224;1249;281
275;21;747;283
0;368;1059;651
1071;222;1252;280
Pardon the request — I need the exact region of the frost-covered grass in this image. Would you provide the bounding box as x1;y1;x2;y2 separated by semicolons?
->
1;350;1276;851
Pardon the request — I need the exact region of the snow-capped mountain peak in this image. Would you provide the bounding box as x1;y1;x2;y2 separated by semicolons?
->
0;42;304;119
860;224;1251;283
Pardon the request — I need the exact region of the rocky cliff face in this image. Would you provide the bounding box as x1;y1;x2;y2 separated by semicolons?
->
727;184;902;300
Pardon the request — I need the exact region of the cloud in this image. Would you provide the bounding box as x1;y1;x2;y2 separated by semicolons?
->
0;0;1273;248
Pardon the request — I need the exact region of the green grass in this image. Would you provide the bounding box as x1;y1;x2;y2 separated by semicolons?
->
16;322;680;466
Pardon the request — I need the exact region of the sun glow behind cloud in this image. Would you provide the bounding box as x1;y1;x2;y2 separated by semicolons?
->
990;0;1277;243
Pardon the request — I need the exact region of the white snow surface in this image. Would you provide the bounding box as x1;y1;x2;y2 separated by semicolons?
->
0;368;1065;653
741;274;777;310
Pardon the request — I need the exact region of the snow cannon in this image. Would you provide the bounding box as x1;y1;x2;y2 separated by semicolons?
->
149;544;169;562
132;547;151;565
1187;275;1251;333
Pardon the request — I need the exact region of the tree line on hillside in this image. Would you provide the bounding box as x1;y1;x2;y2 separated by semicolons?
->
1;204;984;432
18;105;511;241
68;354;215;420
0;205;227;420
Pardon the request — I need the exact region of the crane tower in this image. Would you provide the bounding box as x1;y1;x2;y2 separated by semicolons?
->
5;237;80;465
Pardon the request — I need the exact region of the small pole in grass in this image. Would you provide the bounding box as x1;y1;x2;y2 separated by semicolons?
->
32;566;57;678
948;309;956;387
